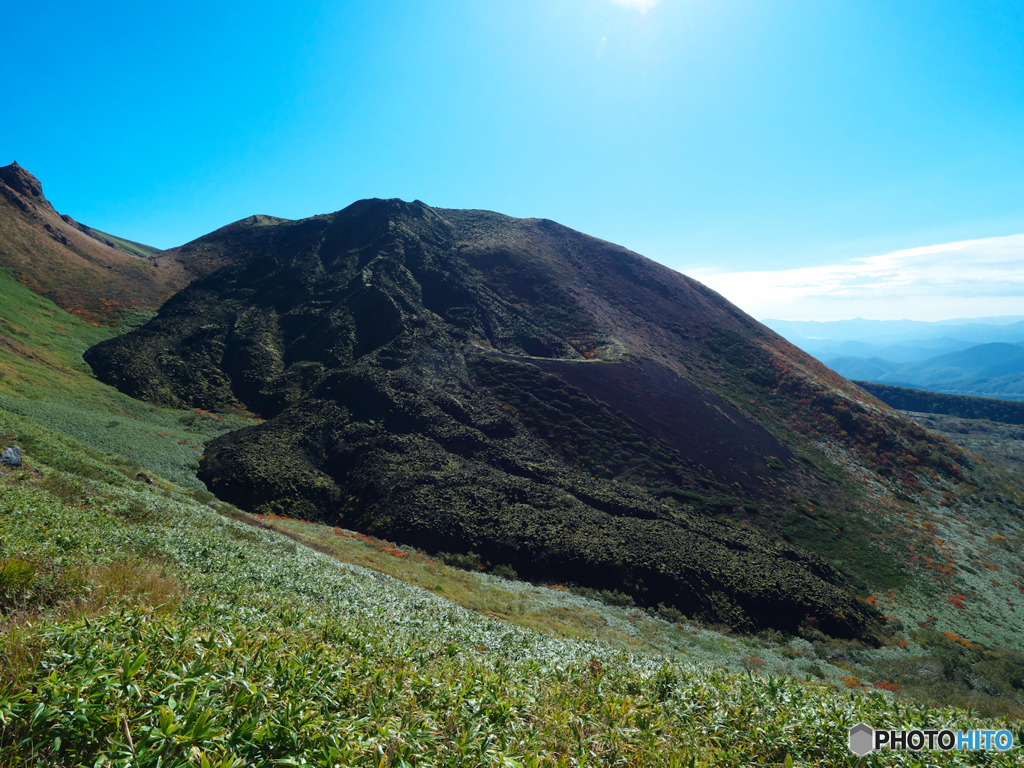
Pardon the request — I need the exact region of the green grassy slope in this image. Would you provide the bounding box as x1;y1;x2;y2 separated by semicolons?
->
86;227;163;259
0;267;255;488
2;407;1023;765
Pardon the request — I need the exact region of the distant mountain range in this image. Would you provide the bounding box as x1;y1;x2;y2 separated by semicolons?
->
766;316;1024;350
764;317;1024;401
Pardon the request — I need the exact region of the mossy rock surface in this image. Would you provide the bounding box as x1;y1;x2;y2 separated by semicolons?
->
86;198;890;638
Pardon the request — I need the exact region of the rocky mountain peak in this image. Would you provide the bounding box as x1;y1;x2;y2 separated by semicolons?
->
0;161;54;212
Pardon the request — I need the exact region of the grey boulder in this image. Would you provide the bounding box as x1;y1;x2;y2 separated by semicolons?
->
1;445;23;467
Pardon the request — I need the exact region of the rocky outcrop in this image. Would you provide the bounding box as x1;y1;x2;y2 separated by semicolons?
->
0;162;52;210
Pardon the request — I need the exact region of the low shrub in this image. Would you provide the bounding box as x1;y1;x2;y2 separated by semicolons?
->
0;557;37;611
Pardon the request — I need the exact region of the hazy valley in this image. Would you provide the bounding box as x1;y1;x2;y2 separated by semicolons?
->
767;318;1024;401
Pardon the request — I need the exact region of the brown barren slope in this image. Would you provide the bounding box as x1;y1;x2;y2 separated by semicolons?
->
0;162;266;323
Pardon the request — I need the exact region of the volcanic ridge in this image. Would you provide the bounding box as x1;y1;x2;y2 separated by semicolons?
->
82;196;1017;642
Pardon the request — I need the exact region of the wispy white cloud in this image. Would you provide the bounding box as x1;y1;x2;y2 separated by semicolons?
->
608;0;662;13
694;234;1024;321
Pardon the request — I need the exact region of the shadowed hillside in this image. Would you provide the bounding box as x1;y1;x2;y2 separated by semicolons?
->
85;198;1022;640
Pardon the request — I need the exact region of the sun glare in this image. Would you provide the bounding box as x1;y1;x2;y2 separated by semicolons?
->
608;0;662;13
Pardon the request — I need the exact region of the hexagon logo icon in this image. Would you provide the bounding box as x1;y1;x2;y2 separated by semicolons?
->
848;722;874;756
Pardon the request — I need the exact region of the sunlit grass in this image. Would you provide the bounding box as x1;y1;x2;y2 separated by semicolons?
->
251;513;1024;720
0;407;1022;764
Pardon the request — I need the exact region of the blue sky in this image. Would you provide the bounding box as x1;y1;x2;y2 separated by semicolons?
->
6;0;1024;320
